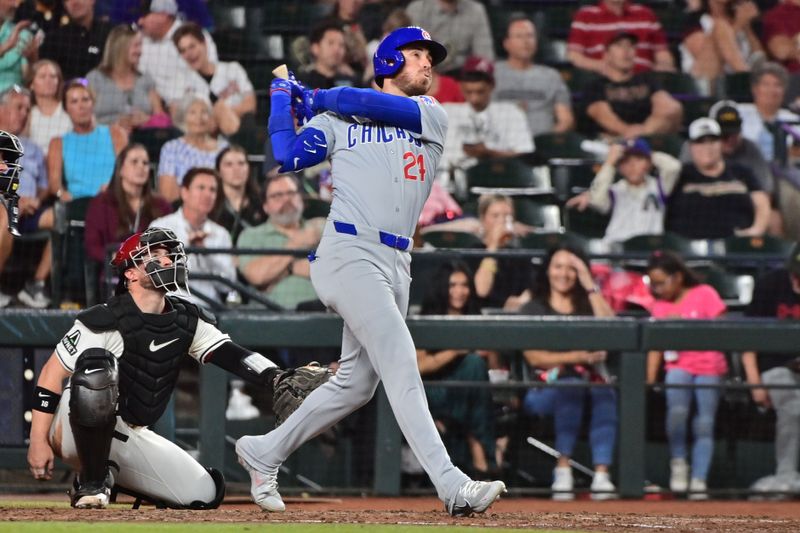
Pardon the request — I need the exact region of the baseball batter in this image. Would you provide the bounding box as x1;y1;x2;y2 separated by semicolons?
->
236;26;506;516
26;227;327;509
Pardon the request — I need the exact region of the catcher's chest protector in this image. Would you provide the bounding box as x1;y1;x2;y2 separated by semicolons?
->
81;293;197;427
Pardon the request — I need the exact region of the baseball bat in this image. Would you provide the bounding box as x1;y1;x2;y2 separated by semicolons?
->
526;436;595;477
272;64;289;79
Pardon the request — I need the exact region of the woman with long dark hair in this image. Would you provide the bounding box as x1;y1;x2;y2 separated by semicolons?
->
85;143;172;264
212;144;265;241
646;250;727;500
417;260;497;476
520;244;617;500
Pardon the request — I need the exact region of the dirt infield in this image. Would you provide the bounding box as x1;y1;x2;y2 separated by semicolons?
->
3;495;800;532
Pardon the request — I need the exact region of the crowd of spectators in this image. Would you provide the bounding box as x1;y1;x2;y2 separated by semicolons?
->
1;0;800;499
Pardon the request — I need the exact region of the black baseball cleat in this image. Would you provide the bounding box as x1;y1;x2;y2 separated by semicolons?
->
71;475;111;509
445;479;507;517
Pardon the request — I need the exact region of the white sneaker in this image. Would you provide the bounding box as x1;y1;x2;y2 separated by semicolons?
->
235;438;285;512
225;385;260;420
590;471;617;500
551;466;574;501
17;281;50;309
445;479;506;517
688;478;708;500
670;458;689;492
0;291;11;308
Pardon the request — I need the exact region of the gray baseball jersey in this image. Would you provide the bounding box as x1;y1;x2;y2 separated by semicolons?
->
237;94;471;505
305;95;447;237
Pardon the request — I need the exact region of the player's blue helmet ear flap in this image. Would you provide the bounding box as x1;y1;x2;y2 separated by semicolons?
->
373;26;447;88
0;129;23;199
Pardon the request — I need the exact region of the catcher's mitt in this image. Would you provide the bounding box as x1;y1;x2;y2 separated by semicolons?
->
272;363;331;426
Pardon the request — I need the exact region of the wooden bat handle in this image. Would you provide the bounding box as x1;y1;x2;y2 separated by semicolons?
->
272;64;289;79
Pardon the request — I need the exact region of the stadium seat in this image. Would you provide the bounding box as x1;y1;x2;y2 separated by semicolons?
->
519;231;588;251
644;134;684;158
130;127;182;168
513;198;562;231
533;131;592;160
466;158;552;193
650;71;700;97
422;230;485;249
697;265;752;307
723;235;793;256
621;232;697;256
551;161;597;202
721;72;753;103
563;207;610;239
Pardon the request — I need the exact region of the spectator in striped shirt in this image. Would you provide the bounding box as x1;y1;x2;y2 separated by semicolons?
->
568;0;675;75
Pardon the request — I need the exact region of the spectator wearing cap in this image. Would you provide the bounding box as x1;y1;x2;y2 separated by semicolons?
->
137;0;218;109
586;33;682;139
439;57;534;193
742;241;800;495
737;62;800;238
39;0;113;81
567;137;681;245
567;0;675;75
666;117;770;239
679;101;775;198
761;0;800;74
493;14;574;137
405;0;495;75
296;22;361;90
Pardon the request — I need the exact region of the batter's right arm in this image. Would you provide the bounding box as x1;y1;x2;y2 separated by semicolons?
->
269;79;330;173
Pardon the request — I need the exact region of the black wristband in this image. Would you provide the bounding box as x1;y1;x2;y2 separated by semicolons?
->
33;386;61;414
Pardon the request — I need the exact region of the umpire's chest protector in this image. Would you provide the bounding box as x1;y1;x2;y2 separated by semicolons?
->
78;293;198;427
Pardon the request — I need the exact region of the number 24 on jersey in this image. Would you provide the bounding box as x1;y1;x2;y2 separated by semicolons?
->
403;152;426;182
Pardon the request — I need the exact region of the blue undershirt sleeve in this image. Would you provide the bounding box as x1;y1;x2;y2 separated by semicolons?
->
313;87;422;134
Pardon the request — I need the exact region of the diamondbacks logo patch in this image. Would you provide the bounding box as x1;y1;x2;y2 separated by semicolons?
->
61;330;81;356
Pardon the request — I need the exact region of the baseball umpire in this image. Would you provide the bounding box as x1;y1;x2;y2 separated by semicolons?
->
235;27;506;516
26;227;329;509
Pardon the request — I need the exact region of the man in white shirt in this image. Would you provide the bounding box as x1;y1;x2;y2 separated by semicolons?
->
137;0;219;108
440;57;534;192
150;167;235;307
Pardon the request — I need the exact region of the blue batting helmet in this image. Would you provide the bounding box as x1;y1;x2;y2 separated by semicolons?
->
373;26;447;88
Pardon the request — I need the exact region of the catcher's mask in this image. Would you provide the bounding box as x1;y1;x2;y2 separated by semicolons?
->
0;129;23;200
111;227;189;294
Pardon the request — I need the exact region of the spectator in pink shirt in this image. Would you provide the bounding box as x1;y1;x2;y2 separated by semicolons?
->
645;250;727;501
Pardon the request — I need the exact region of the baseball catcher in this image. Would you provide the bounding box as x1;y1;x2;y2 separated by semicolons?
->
0;129;24;236
27;227;329;508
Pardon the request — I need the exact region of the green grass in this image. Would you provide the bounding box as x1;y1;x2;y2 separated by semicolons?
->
0;524;573;533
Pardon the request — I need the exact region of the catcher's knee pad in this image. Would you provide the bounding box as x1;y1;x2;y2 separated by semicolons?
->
69;348;119;427
187;468;226;510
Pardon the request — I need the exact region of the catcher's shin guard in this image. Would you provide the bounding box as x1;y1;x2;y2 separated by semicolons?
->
69;348;119;501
